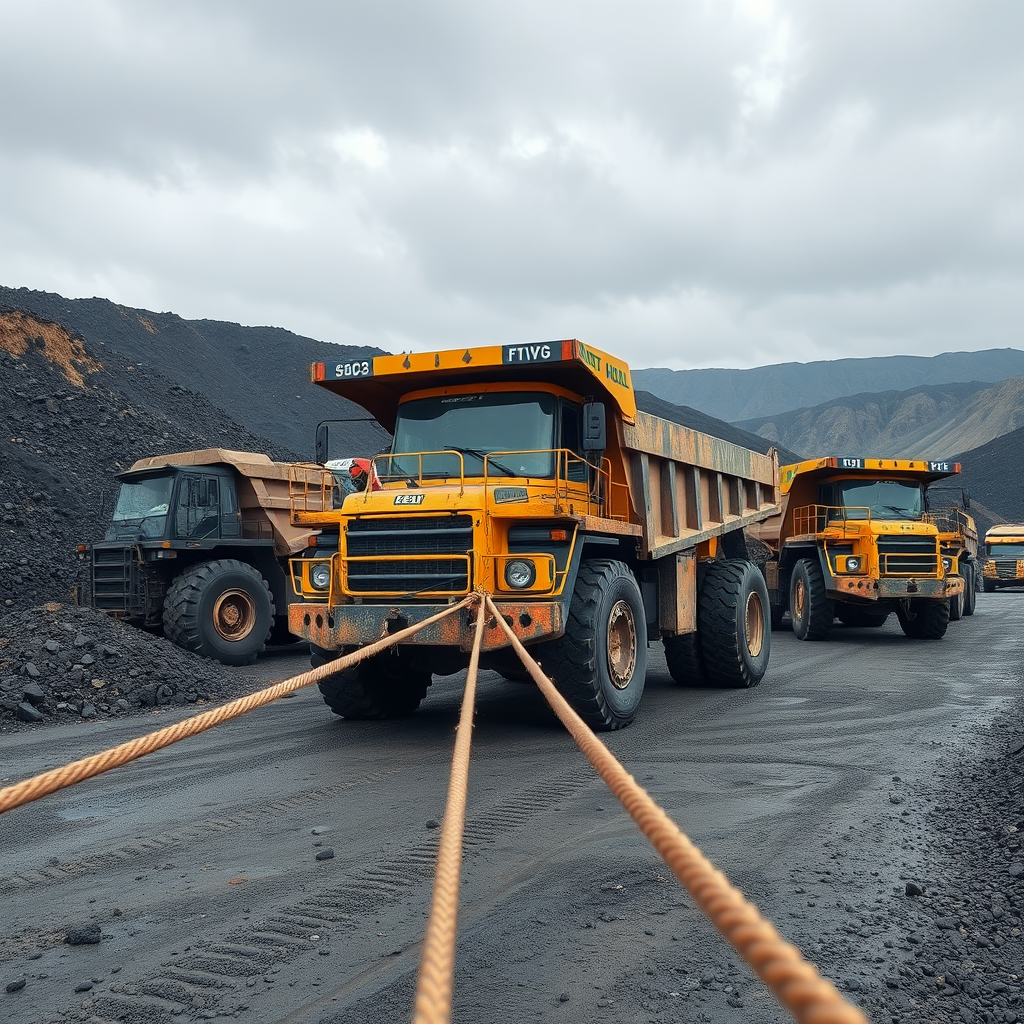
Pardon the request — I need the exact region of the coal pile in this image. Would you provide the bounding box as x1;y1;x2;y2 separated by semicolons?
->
0;602;261;733
0;285;386;460
0;311;307;731
0;314;300;612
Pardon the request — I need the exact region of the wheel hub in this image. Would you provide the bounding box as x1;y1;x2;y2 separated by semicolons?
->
793;578;806;622
744;589;765;658
213;588;257;642
606;599;637;689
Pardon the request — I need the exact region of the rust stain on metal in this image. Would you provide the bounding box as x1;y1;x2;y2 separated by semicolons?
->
289;600;562;652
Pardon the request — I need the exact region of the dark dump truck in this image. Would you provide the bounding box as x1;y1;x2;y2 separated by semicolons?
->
84;448;328;665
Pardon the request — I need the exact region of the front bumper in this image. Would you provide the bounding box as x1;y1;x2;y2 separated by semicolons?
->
828;576;964;601
289;599;564;652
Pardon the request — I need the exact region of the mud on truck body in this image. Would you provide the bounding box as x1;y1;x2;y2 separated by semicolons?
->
86;449;328;665
748;456;965;641
981;524;1024;592
287;340;781;730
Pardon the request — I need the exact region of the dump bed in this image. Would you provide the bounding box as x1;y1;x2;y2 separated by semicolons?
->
124;448;328;557
618;412;779;559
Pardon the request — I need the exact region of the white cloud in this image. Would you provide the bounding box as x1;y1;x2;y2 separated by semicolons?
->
0;0;1020;370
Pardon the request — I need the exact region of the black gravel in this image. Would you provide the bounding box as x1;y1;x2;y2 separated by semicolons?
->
823;700;1024;1024
0;602;263;733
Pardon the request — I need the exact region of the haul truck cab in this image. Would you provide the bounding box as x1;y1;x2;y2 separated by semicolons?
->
288;340;781;730
748;456;965;641
982;525;1024;591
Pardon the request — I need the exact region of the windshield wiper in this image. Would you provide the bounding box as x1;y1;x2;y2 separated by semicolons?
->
875;504;920;518
444;445;520;477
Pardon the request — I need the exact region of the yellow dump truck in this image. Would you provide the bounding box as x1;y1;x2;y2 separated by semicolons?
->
981;524;1024;592
924;485;978;619
288;340;781;730
87;449;329;664
748;456;965;641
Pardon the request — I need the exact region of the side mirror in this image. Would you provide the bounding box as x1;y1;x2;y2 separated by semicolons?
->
963;488;971;511
582;402;606;453
315;422;329;464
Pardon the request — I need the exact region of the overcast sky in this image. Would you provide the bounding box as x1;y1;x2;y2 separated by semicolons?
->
1;1;1021;370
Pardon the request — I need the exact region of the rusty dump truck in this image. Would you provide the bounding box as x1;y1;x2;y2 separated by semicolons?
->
982;524;1024;592
748;456;966;641
925;485;978;620
87;449;329;664
287;339;781;730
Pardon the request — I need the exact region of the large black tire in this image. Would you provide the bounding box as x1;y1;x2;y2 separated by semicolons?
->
963;564;977;616
163;559;273;666
895;599;950;639
789;558;833;641
948;576;964;621
698;560;770;688
314;646;431;719
663;632;708;687
983;577;997;594
536;559;647;730
836;603;889;628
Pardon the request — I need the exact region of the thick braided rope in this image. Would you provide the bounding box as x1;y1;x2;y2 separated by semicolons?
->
484;596;869;1024
0;596;476;816
412;596;487;1024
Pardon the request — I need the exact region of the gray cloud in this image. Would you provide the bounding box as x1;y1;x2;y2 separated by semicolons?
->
0;0;1020;369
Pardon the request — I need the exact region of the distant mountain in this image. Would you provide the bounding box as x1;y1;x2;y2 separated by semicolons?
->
735;377;1024;460
0;285;388;461
634;349;1024;422
635;391;801;464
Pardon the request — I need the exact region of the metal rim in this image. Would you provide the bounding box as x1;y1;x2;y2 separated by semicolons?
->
793;576;806;625
744;589;765;658
606;599;637;689
212;588;257;642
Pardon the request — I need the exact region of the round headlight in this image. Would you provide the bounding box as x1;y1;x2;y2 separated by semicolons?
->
942;557;953;573
310;562;332;591
504;559;536;589
846;556;861;572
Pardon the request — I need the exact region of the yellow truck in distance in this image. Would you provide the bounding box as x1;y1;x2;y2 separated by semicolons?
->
981;525;1024;592
924;486;978;619
289;339;781;730
748;456;965;641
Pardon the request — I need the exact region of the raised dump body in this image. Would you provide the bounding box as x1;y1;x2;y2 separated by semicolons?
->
87;449;328;664
288;339;780;730
981;524;1024;591
749;456;965;641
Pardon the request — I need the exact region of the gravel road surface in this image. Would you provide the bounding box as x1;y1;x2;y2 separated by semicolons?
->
2;595;1022;1024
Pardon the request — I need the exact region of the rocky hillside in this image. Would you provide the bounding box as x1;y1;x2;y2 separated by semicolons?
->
634;349;1024;422
954;425;1024;538
735;377;1024;461
0;313;302;611
0;286;388;461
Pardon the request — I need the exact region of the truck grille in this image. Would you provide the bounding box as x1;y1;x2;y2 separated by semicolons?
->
91;545;134;612
344;515;473;595
877;536;940;576
990;559;1024;580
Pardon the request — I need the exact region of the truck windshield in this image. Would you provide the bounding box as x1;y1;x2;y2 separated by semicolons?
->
388;392;557;479
109;476;173;537
988;542;1024;559
835;479;924;520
